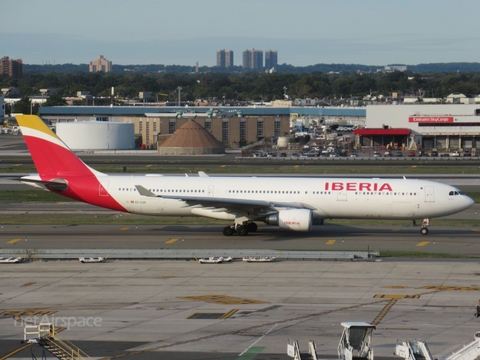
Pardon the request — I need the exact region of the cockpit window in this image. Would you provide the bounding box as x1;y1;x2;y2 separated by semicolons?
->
449;191;461;196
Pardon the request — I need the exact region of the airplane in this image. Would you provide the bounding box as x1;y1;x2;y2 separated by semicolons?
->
15;115;474;236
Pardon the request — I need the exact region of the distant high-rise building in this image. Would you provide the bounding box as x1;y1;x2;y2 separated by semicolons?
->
242;49;263;70
89;55;112;73
216;49;234;68
0;56;23;78
265;50;278;69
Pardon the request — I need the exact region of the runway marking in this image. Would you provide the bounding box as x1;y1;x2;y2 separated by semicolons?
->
371;298;397;326
237;346;265;360
7;238;21;244
420;285;480;291
391;228;401;232
220;309;238;319
416;241;429;247
181;295;268;305
21;282;36;288
471;228;480;232
326;239;336;245
153;299;388;350
385;286;410;289
165;238;179;244
119;227;129;231
239;323;276;357
374;294;420;299
220;165;227;168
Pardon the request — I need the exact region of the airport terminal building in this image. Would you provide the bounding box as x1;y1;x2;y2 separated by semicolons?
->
34;102;480;152
38;106;365;149
358;103;480;151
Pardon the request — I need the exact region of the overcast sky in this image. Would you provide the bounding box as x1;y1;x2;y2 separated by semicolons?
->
4;0;480;67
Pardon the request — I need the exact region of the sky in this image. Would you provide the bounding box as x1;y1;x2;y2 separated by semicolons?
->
3;0;480;67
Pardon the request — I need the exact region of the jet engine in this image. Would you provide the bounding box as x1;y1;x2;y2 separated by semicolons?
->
264;209;312;231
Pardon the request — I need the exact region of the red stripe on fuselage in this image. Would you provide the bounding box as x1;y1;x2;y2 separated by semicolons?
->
25;135;126;212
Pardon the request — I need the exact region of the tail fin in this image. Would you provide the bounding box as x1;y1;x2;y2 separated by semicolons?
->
16;115;102;180
16;115;125;211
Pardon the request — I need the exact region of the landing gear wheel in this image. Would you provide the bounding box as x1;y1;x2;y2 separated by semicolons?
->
246;222;258;232
421;227;429;235
236;225;249;236
223;226;234;236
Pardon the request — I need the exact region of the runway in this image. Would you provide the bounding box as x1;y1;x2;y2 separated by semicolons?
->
1;200;480;256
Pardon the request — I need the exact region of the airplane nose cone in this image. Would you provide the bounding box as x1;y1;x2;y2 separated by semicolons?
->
464;195;475;210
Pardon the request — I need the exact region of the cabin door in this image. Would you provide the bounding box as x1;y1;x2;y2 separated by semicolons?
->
425;186;435;203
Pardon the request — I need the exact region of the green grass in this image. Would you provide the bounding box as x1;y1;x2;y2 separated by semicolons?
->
0;190;75;202
375;251;468;258
0;212;478;227
0;214;230;226
3;157;480;174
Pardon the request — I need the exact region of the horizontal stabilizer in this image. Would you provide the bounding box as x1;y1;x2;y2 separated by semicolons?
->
20;175;68;192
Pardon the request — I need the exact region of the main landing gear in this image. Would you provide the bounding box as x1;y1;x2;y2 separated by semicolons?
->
223;222;258;236
420;218;430;235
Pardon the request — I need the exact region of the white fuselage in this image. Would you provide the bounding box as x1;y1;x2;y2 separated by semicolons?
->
100;175;473;221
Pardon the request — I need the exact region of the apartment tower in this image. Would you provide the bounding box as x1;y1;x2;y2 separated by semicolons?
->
89;55;112;73
242;49;263;70
216;49;234;68
0;56;23;78
265;50;278;70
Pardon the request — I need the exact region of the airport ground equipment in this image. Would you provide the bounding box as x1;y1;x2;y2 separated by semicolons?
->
337;322;376;360
308;340;319;360
394;339;433;360
287;339;302;360
395;333;480;360
23;323;92;360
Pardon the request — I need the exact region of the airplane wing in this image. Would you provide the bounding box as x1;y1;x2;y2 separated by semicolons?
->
135;185;316;216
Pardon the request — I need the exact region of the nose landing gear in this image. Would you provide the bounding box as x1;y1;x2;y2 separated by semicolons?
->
420;218;430;235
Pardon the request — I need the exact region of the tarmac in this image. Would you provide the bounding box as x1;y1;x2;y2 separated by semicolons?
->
1;259;480;360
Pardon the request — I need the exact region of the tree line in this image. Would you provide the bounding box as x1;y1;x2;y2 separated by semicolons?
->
2;69;480;112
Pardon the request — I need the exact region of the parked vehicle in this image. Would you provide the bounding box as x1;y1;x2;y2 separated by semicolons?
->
408;151;416;157
429;151;438;157
395;151;403;157
449;151;460;157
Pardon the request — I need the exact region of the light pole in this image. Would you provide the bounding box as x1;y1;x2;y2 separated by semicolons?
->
177;86;182;107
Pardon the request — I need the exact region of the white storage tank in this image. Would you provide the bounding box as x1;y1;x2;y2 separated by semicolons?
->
277;136;289;148
56;121;134;150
